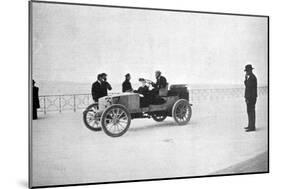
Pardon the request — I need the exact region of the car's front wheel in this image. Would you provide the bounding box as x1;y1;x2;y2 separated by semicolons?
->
101;104;131;137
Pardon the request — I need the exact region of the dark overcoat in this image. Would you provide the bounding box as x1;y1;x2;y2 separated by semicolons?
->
122;79;133;92
244;73;257;99
33;86;40;109
152;76;167;90
91;81;103;102
101;81;112;96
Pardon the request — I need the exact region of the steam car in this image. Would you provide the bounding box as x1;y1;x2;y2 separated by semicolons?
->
83;84;192;137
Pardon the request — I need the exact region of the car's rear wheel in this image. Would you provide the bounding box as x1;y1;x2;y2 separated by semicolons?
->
101;105;131;137
172;99;192;125
152;114;167;122
83;103;101;131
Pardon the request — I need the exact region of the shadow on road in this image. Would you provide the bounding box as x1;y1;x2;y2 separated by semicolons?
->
129;120;195;132
211;151;268;175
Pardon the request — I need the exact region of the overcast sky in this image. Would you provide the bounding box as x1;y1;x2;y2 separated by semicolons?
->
32;3;268;86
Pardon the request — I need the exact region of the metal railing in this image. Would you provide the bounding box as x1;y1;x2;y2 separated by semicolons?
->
189;86;268;102
38;86;268;114
38;94;92;114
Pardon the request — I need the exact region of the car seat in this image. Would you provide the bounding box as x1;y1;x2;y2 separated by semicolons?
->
159;83;169;97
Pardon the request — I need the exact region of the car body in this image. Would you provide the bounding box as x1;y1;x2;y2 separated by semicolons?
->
83;84;192;137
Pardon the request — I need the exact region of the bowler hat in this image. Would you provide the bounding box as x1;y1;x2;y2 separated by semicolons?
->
244;64;254;71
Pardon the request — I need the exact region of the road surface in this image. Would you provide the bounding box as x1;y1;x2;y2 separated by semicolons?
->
31;95;268;187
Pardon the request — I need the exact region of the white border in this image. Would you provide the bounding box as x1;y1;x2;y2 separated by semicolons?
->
1;0;279;189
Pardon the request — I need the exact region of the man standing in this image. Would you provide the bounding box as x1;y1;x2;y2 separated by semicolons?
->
244;64;258;132
100;73;112;96
122;73;133;92
91;74;104;102
32;80;40;120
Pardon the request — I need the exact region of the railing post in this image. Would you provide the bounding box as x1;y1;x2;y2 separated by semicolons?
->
43;96;46;115
73;95;76;112
59;95;62;113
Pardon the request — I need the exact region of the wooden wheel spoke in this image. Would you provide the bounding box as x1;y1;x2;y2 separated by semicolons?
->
116;123;124;132
107;122;115;131
119;119;128;124
117;122;126;129
113;109;118;117
117;111;125;119
119;114;128;121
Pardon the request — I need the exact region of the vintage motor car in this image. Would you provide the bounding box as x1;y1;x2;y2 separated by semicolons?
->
83;84;192;137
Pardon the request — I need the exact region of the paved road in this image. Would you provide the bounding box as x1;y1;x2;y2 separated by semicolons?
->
31;95;268;187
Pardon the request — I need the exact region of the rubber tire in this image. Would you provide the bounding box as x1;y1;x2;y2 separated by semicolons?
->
83;103;101;131
151;114;167;122
172;99;192;125
101;104;131;137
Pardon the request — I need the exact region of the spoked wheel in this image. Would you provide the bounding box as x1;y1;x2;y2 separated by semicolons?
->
101;104;131;137
83;103;101;131
152;114;167;122
172;99;192;125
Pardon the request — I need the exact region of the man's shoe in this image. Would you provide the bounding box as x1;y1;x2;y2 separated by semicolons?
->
244;127;249;129
246;129;256;132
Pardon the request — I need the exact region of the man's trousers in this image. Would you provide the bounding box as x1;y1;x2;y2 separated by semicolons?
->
246;97;257;130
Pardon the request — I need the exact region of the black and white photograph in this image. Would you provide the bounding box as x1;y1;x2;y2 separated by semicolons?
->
29;1;269;188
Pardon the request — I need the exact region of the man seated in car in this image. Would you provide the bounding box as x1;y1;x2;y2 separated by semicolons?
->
134;78;151;107
135;70;167;106
149;70;167;104
151;70;168;94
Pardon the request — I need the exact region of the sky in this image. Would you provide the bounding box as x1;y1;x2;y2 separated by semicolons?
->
32;2;268;86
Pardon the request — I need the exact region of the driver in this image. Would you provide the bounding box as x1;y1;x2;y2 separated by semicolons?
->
135;71;167;106
148;70;167;104
151;70;167;94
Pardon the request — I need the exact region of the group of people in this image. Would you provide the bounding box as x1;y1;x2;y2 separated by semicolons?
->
133;71;167;107
33;65;258;132
91;70;168;107
91;65;258;132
